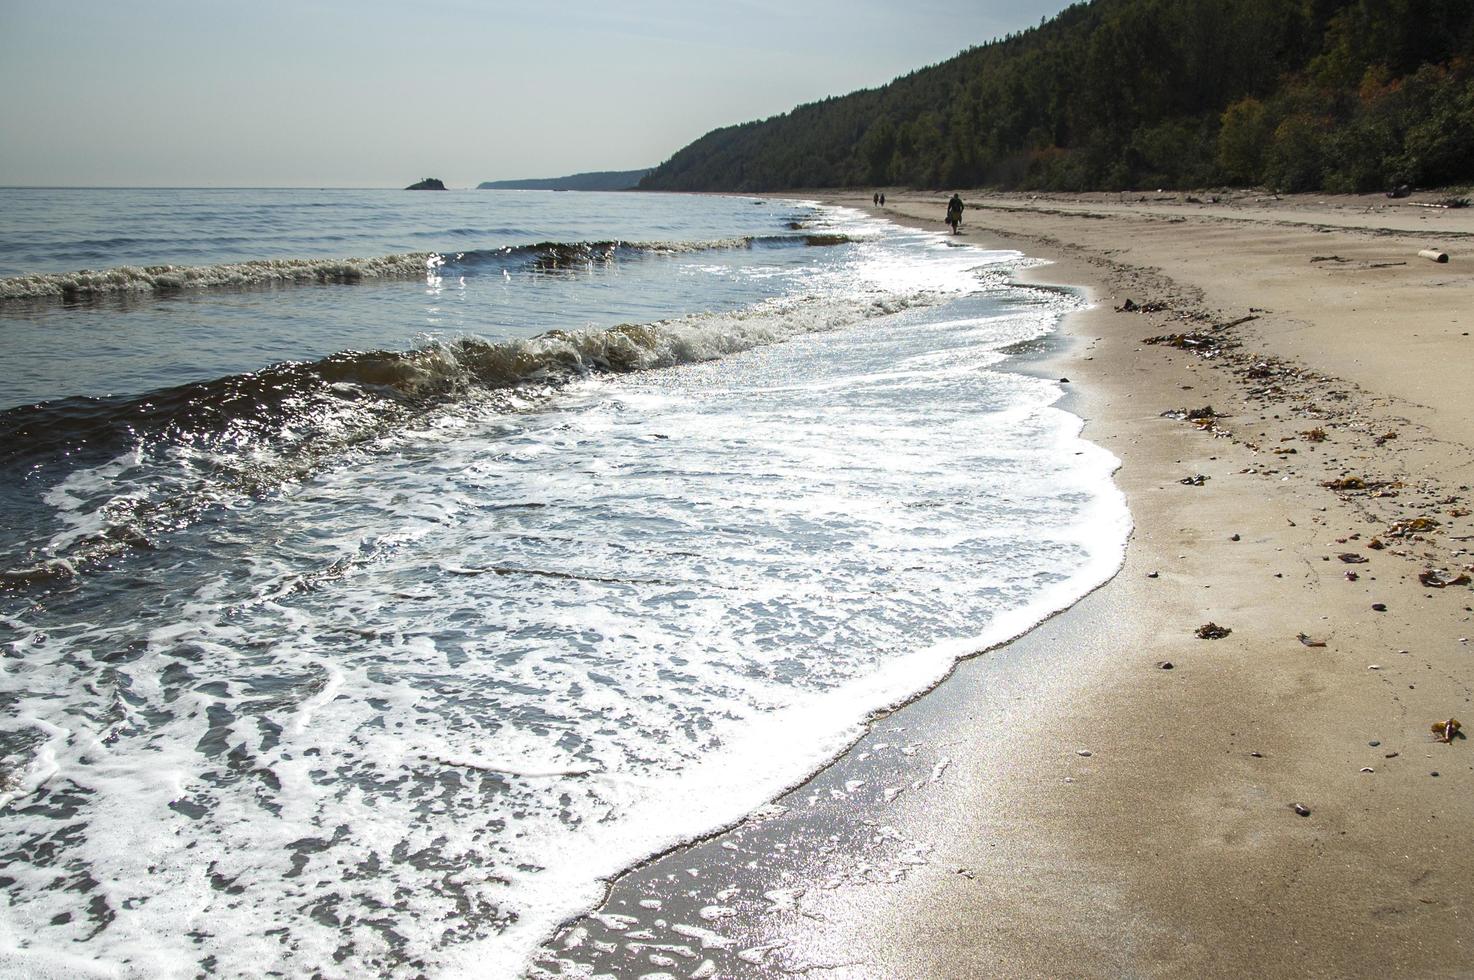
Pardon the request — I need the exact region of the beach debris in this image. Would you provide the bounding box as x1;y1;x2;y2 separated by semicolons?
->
1296;633;1327;647
1179;474;1209;486
1230;533;1241;541
1292;803;1312;817
1076;750;1093;757
1386;751;1399;758
1250;751;1264;758
1373;431;1398;446
1161;405;1223;422
1144;329;1236;357
1117;298;1168;313
1367;538;1386;550
1195;622;1232;639
1147;570;1160;578
1338;552;1369;564
1161;405;1232;438
1368;664;1382;670
1059;377;1070;383
1371;602;1388;612
1417;248;1450;264
1156;660;1174;670
1419;569;1472;588
1302;427;1328;442
1387;517;1440;538
1323;476;1368;491
1387;184;1412;198
1310;255;1351;264
1441;197;1471;209
1431;718;1464;743
1361;767;1375;773
1345;571;1360;581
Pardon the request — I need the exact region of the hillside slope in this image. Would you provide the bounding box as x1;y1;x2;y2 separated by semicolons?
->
478;169;651;192
641;0;1474;193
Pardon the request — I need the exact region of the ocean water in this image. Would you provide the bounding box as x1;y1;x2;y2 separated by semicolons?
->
0;188;1129;976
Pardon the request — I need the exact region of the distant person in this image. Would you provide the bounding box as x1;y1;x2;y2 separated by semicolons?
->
879;192;886;206
873;192;880;206
945;193;964;234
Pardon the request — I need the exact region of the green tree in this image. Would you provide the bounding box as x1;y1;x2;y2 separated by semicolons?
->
1217;98;1273;183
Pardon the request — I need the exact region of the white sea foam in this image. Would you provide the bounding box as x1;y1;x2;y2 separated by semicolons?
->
0;209;1130;977
0;252;437;301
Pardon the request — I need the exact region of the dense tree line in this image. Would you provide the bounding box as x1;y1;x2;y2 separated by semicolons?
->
640;0;1474;193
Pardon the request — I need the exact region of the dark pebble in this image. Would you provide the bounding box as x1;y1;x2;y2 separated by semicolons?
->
1432;771;1440;777
1230;534;1241;541
1293;803;1311;817
1369;740;1380;747
1059;377;1070;383
1156;661;1174;670
1371;603;1387;612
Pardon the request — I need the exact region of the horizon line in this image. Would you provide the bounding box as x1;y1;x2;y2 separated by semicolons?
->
0;184;659;191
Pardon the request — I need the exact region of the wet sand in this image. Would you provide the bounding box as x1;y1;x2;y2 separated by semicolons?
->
531;190;1474;978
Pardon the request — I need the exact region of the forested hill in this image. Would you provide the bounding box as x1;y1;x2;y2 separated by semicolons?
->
478;169;651;191
640;0;1474;193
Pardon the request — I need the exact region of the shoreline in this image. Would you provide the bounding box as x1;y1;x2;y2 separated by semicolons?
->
531;191;1474;977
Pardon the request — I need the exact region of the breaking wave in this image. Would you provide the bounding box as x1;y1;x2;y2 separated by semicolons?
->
0;234;856;303
0;288;920;583
0;252;437;302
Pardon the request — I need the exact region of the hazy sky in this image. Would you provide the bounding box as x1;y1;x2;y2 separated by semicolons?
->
1;0;1072;188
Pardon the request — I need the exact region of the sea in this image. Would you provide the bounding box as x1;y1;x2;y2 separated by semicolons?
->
0;188;1129;977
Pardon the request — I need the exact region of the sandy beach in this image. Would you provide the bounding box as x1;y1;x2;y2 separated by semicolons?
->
533;190;1474;978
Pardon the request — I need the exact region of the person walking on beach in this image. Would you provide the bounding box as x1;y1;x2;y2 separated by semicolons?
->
945;193;964;234
873;192;880;206
879;192;885;206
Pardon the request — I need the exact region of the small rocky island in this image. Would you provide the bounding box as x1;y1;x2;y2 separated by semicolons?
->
405;177;447;190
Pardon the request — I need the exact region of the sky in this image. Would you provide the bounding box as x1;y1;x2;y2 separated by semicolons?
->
0;0;1075;188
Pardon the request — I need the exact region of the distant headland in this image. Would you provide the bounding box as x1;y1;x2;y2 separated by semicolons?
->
405;177;447;191
477;168;652;192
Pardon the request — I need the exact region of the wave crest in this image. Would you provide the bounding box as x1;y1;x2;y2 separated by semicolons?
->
0;253;437;302
0;234;857;303
1;288;921;583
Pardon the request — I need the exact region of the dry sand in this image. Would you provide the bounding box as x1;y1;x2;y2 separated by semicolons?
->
532;190;1474;978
